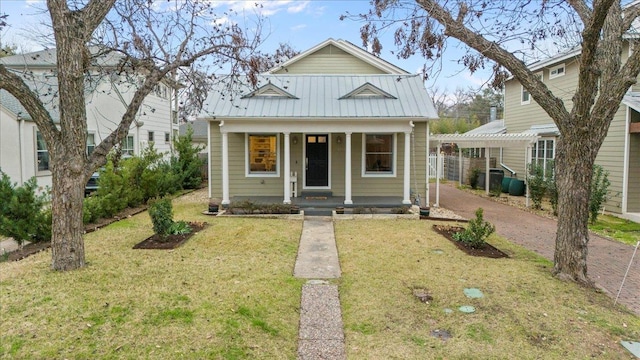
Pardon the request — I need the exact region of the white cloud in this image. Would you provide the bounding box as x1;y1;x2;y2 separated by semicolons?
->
290;24;307;31
287;1;309;14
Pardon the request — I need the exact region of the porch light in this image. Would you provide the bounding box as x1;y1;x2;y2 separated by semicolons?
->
292;136;298;145
336;135;343;144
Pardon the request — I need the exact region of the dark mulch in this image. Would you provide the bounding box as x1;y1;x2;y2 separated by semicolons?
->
432;224;508;258
6;241;52;262
133;222;207;250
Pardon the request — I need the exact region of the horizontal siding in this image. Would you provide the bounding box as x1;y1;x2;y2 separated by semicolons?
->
276;54;387;74
627;134;640;212
209;125;429;200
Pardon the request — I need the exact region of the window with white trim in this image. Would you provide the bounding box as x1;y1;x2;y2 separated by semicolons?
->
549;64;565;79
363;134;395;176
122;135;134;157
36;131;49;172
521;72;543;105
247;134;278;176
531;138;555;177
87;133;96;156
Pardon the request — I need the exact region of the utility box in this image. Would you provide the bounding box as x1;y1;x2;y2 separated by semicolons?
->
477;168;504;191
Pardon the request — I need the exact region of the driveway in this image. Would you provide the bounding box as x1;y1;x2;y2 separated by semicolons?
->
433;183;640;316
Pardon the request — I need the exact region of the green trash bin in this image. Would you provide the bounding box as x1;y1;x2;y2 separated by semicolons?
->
501;177;512;193
508;179;525;196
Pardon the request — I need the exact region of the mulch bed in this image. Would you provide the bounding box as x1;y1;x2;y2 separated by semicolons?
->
133;222;207;250
432;224;508;258
6;241;52;262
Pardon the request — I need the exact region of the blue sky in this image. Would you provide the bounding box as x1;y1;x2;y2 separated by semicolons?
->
0;0;493;95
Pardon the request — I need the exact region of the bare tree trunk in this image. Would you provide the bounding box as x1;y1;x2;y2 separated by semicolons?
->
553;136;595;285
50;153;87;271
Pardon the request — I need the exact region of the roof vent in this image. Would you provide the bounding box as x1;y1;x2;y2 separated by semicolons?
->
339;82;396;100
241;82;298;99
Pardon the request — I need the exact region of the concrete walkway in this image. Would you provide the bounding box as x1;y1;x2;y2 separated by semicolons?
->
433;183;640;315
294;217;346;360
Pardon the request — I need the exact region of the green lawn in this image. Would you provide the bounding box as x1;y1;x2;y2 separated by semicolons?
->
590;214;640;246
335;219;640;359
0;201;304;359
1;198;639;359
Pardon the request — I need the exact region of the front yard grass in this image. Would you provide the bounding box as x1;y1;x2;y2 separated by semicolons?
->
0;201;304;359
589;214;640;246
335;219;640;359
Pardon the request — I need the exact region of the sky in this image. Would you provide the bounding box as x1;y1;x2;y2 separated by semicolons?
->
0;0;494;96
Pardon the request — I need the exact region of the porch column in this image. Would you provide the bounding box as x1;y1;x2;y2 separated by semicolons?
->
485;148;490;195
403;131;411;205
344;132;353;205
283;132;291;204
525;144;531;208
221;131;230;205
436;144;441;207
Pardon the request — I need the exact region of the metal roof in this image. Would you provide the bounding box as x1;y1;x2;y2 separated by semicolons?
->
623;92;640;112
465;120;506;135
199;74;437;120
0;46;124;68
522;123;560;136
430;133;539;148
179;119;208;140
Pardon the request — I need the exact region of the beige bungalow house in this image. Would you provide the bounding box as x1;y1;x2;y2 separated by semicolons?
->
199;39;438;207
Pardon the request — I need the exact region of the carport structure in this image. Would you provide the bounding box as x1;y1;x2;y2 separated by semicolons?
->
428;133;540;207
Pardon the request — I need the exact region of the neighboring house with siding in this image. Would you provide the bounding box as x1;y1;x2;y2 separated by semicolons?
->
501;42;640;221
199;38;438;206
0;48;179;189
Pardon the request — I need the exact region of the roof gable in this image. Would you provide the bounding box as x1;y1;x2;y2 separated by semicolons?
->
267;38;409;75
241;82;298;99
339;82;397;99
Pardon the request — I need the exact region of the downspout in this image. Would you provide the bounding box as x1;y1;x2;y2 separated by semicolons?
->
621;105;630;214
19;117;25;184
207;120;212;199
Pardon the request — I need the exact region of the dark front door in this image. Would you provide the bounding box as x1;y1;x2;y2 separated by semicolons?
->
305;134;329;187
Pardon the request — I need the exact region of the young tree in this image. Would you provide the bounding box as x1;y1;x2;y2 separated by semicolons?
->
0;0;265;271
355;0;640;284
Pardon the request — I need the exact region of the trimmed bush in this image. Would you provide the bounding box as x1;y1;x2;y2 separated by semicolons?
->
0;173;51;245
148;198;174;236
172;126;204;189
527;162;546;209
589;165;610;224
453;208;495;248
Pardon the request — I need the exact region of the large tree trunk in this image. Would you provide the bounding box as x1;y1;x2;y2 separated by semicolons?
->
552;136;596;285
50;152;87;271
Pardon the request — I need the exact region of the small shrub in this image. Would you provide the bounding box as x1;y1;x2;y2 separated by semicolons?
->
172;126;205;189
454;208;495;248
148;198;174;236
527;162;546;209
469;168;480;189
168;221;192;235
589;165;611;224
83;195;105;224
545;161;558;216
0;173;51;245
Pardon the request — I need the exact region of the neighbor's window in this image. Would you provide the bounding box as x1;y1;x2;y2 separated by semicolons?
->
148;131;154;142
521;72;542;105
532;138;555;177
549;64;565;79
247;134;278;175
165;132;170;143
87;133;96;156
364;134;394;175
122;135;134;157
36;131;49;172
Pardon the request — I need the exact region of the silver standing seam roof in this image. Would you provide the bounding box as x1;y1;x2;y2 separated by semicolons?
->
199;74;438;120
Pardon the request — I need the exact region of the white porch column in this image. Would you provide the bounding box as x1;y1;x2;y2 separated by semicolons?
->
436;144;441;207
425;122;430;207
344;132;353;205
403;131;411;205
485;148;490;195
458;149;463;187
283;132;291;204
221;131;230;205
525;144;531;208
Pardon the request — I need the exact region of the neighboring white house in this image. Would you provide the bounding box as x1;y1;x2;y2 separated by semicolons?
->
0;48;179;188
